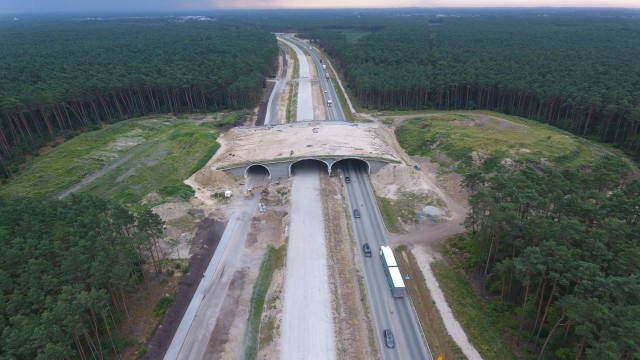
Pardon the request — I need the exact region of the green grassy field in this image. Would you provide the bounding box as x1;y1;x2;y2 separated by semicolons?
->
396;111;608;172
0;114;224;204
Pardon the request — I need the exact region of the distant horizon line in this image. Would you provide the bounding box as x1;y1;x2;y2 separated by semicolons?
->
2;6;640;16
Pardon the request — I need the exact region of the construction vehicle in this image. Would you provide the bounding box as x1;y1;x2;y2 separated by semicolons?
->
244;185;270;201
244;185;262;198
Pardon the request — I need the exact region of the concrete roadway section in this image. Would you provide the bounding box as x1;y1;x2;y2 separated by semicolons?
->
287;37;342;121
278;37;337;360
343;162;432;360
280;162;336;360
279;37;314;122
163;176;264;360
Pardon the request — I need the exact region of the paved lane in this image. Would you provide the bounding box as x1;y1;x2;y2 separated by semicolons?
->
279;38;313;122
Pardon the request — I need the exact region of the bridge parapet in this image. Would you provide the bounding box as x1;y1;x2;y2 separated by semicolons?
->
220;156;395;179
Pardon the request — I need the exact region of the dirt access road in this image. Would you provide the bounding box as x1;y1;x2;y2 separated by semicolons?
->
164;175;266;360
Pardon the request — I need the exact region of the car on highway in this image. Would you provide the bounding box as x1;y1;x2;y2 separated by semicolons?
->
384;329;395;348
353;209;361;218
344;176;351;184
363;243;371;257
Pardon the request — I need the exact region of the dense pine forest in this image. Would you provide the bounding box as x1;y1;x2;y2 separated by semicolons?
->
0;19;278;178
398;115;640;359
291;11;640;160
463;157;640;359
0;195;165;358
0;17;279;358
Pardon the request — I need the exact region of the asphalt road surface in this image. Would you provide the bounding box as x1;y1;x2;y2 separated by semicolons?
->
342;162;433;360
286;38;342;121
279;37;313;121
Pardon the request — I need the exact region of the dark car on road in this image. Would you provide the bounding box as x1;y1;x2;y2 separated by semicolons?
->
384;329;395;348
363;243;371;257
344;176;351;184
353;209;361;218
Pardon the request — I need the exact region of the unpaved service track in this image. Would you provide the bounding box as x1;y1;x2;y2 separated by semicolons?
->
144;218;226;359
281;162;336;360
164;176;264;360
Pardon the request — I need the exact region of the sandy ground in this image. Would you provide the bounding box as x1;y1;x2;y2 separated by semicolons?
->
152;201;204;259
215;209;288;360
281;163;337;360
163;167;290;360
367;118;468;244
211;121;401;170
256;266;285;360
163;194;259;360
370;161;468;244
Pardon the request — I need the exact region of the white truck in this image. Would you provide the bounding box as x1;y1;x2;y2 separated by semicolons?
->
380;246;406;298
327;99;333;107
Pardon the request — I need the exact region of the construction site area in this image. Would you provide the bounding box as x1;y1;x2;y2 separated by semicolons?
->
211;121;402;172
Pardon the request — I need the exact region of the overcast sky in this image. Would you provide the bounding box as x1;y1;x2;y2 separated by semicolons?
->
0;0;638;14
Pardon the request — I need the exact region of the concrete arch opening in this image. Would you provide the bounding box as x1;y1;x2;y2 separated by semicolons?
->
289;158;330;177
245;164;271;179
331;158;370;175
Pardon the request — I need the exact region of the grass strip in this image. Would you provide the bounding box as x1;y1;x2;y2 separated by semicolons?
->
394;246;465;360
375;195;400;233
189;141;220;175
286;82;297;123
431;260;516;360
245;244;286;360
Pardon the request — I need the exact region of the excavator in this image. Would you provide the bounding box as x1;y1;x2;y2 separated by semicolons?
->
244;185;270;200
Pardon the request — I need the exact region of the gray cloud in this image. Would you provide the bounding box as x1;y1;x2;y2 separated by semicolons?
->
1;0;638;14
0;0;211;14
